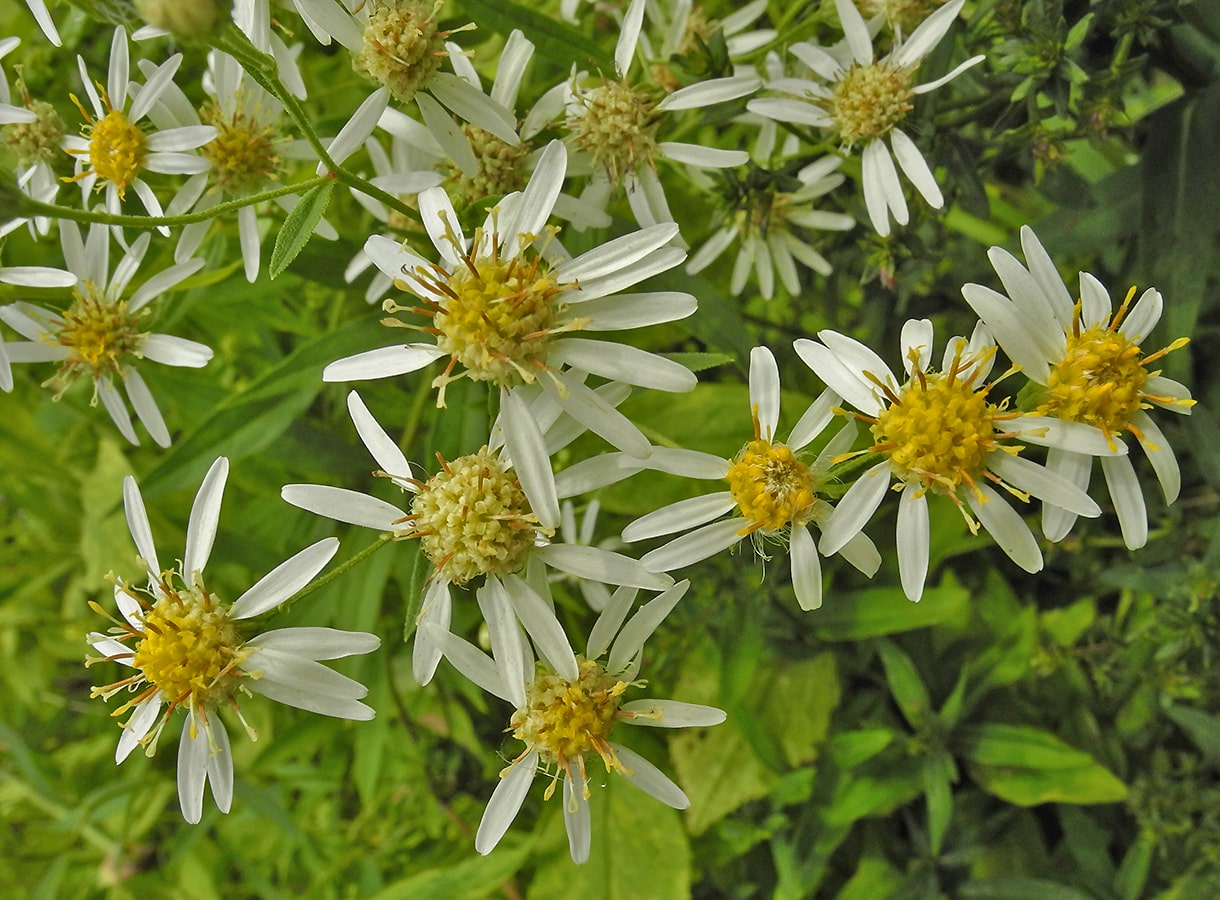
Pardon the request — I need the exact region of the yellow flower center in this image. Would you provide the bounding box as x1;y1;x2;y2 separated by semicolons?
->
869;347;1010;496
383;221;579;402
511;659;629;795
726;438;818;533
201;102;280;196
129;583;245;710
406;447;541;585
831;61;914;146
442;125;532;206
48;285;147;393
569;80;662;183
353;0;449;104
1035;290;1193;446
86;108;148;198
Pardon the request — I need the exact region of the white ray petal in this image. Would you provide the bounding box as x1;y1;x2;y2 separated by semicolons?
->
280;484;407;531
232;538;339;619
476;754;538;855
967;483;1043;573
183;457;228;586
819;462;890;555
613;742;689;808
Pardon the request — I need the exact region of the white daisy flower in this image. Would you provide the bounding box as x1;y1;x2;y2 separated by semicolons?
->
686;155;854;299
425;575;724;864
747;0;984;236
324;139;698;458
347;29;608;304
170;50;292;282
960;225;1195;549
622;346;881;611
63;27;217;225
795;319;1119;600
0;38;64;238
87;457;380;824
281;389;672;685
646;0;778;63
563;0;760;228
0;222;211;446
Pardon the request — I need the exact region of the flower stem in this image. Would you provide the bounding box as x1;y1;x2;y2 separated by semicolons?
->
23;176;330;227
278;533;395;614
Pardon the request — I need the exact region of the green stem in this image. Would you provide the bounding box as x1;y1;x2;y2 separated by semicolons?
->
277;533;395;614
209;27;421;226
23;176;330;228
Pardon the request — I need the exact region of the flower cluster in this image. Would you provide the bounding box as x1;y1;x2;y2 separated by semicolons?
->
0;0;1197;872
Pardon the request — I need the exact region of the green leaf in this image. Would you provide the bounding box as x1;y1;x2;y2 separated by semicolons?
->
757;652;841;767
458;0;614;73
876;639;931;730
827;729;894;769
1114;832;1155;900
823;764;923;827
922;751;956;856
960;724;1127;806
811;582;969;640
1164;704;1220;765
268;180;334;280
368;837;532;900
958;879;1094;900
530;776;692;899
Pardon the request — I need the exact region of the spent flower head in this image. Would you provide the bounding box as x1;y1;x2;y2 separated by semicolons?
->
961;225;1195;549
87;457;380;823
282;390;672;684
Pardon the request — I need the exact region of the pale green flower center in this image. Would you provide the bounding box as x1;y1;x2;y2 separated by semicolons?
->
4;99;66;166
442;125;532;205
831;61;914;146
511;659;629;797
408;448;539;585
569;80;662;183
201;102;280;196
354;0;448;104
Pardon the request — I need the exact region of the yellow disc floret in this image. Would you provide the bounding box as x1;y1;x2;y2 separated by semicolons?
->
569;80;662;183
89;573;252;752
510;659;631;798
201;102;280;196
129;583;245;709
48;284;148;395
407;447;540;585
830;62;915;146
353;0;450;104
726;438;818;533
441;125;532;205
1036;290;1193;446
68;96;149;199
384;220;579;401
870;348;1009;498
